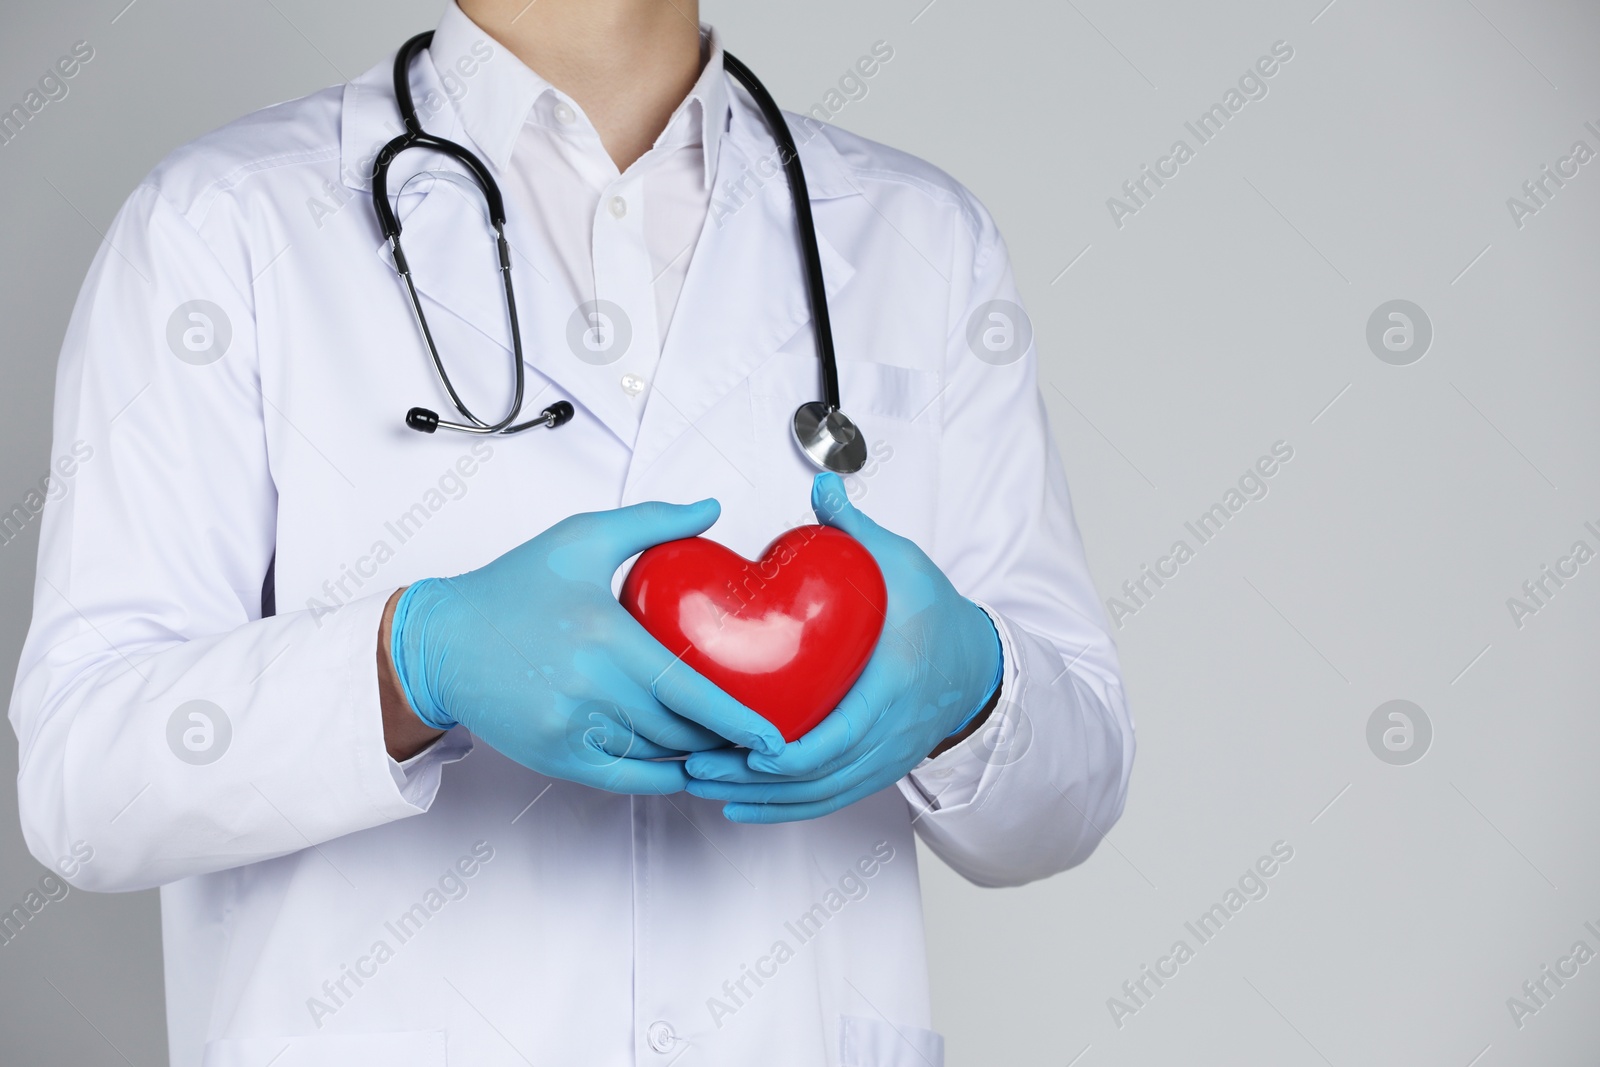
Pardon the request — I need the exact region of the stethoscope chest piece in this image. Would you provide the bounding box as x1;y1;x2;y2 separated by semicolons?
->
792;401;867;474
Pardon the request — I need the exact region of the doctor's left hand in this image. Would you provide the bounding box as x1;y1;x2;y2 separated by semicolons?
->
683;473;1003;823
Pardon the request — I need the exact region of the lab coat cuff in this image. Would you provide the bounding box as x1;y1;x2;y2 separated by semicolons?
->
903;601;1020;812
328;589;464;824
385;726;475;807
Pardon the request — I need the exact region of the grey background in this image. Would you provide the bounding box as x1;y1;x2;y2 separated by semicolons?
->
2;0;1597;1063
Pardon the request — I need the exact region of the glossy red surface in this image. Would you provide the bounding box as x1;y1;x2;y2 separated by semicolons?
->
620;525;887;742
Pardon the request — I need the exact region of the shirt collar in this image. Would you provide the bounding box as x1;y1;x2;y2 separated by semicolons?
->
429;1;729;189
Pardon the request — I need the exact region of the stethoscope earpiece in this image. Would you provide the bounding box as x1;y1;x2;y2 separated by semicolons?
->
406;407;440;433
405;401;574;436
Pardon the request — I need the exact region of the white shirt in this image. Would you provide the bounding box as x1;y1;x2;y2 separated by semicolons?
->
429;4;726;439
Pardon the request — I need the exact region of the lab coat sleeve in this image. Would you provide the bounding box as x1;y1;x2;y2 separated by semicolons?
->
8;183;462;894
896;200;1135;888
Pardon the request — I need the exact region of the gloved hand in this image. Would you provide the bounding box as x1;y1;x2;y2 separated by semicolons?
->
389;499;786;794
684;473;1003;822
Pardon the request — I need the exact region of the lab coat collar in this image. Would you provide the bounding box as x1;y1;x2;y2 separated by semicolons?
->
340;59;448;194
338;26;857;200
719;74;860;202
420;2;730;190
426;2;544;175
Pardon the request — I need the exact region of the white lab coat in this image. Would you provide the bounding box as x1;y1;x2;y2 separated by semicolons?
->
10;41;1134;1067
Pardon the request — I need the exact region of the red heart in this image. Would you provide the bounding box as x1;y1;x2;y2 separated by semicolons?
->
621;525;887;742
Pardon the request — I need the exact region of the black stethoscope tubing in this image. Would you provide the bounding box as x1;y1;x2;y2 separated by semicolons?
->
373;31;864;472
720;52;841;415
374;32;562;436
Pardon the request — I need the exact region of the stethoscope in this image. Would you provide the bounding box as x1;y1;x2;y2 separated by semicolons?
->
372;32;868;474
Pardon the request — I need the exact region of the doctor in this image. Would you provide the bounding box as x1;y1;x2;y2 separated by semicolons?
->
10;1;1133;1064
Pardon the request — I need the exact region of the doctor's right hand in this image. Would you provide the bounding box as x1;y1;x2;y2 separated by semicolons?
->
383;499;786;794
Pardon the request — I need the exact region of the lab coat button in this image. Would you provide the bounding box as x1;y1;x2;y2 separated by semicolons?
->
647;1021;676;1052
609;195;628;219
620;373;646;397
554;102;576;124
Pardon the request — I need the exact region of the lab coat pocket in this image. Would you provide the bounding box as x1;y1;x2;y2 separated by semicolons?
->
748;351;944;424
748;354;942;545
834;360;945;425
840;1014;945;1067
201;1029;447;1067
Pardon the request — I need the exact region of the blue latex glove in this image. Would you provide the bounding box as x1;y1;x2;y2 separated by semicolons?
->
684;473;1003;822
390;499;786;794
